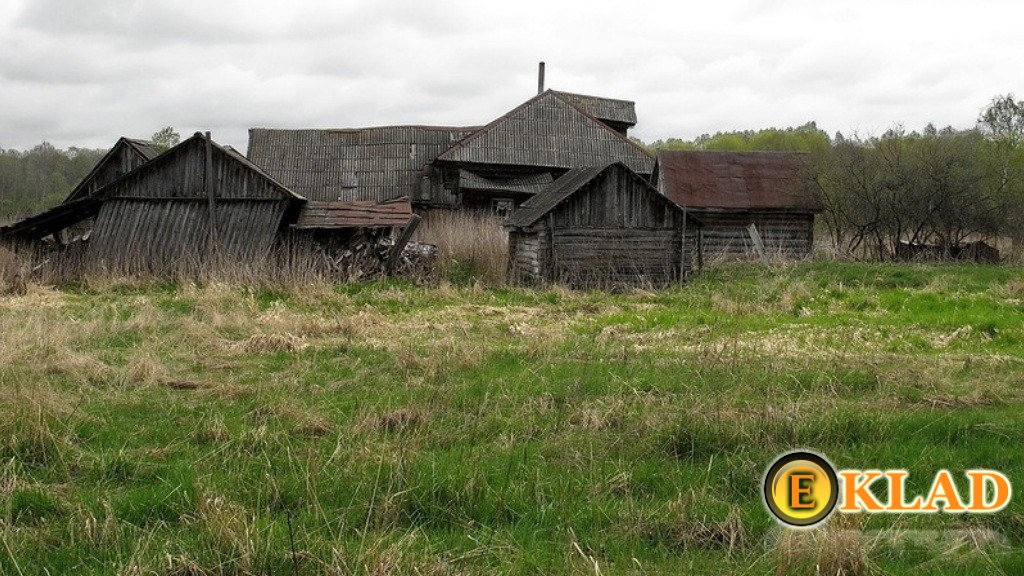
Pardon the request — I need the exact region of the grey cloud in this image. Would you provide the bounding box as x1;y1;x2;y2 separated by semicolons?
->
1;0;1023;150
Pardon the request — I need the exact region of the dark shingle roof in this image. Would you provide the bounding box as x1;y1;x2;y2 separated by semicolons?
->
247;126;480;203
656;151;822;212
436;91;654;174
551;91;637;127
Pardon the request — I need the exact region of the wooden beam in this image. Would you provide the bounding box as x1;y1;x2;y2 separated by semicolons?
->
205;132;217;255
385;214;421;275
747;223;767;263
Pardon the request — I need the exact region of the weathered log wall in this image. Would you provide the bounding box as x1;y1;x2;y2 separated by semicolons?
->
694;211;813;260
509;164;698;287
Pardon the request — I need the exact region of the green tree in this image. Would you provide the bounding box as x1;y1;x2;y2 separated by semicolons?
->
151;126;181;151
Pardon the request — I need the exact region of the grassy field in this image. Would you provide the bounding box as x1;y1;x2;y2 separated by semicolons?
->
2;262;1024;575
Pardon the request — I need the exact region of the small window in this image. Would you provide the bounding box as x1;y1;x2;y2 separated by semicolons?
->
493;199;515;217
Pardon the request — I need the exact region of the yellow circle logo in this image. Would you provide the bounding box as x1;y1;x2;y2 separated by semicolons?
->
763;451;838;527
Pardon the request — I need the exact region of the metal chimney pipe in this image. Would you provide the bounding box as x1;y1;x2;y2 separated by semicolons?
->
538;61;545;94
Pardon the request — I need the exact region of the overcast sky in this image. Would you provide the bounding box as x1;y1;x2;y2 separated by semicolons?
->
1;0;1022;151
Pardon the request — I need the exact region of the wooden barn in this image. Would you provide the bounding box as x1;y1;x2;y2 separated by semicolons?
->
654;151;822;260
248;87;652;213
85;133;306;272
505;163;700;287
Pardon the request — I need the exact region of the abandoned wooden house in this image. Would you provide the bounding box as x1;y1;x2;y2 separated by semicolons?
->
505;162;701;287
1;133;418;274
248;89;653;214
653;151;821;259
0;137;162;243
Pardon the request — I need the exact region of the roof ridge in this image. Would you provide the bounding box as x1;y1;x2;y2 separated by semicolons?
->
249;125;482;133
551;90;636;105
438;91;553;158
91;133;305;202
438;91;652;163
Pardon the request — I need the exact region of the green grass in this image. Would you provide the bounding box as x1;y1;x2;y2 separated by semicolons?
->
1;262;1024;574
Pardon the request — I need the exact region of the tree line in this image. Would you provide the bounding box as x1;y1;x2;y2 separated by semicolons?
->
0;128;180;224
3;108;1023;260
636;94;1024;259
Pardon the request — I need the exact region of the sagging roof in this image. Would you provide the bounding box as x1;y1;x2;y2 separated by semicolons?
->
0;197;102;240
247;126;480;203
293;197;415;230
656;151;822;212
458;170;554;196
551;91;637;128
436;91;654;174
64;137;163;203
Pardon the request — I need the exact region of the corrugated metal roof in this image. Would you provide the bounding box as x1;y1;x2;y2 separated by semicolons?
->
247;126;481;202
551;91;637;127
458;170;553;195
656;151;822;212
293;198;415;229
437;91;654;174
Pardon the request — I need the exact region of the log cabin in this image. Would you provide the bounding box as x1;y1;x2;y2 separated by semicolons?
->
505;162;700;287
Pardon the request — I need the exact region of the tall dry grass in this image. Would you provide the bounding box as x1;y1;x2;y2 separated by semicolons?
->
414;210;508;285
2;211;512;289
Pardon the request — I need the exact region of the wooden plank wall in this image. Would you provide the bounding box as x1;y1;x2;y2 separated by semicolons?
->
509;231;543;282
86;139;294;272
509;166;696;287
88;199;288;272
695;212;814;259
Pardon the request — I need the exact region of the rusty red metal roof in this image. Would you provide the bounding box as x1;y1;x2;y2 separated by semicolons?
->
656;151;822;212
292;197;415;229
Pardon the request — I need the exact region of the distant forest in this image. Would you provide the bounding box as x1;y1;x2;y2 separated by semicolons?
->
630;93;1024;256
0;144;106;221
2;98;1022;257
0;127;179;223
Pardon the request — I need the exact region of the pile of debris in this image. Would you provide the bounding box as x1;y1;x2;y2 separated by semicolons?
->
896;240;1000;263
310;229;437;279
292;196;437;279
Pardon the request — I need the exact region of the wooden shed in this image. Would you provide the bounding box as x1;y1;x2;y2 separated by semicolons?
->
505;163;700;287
654;151;822;260
86;133;305;272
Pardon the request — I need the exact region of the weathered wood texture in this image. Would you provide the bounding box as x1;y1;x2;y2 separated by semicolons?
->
87;134;302;272
89;199;289;271
508;163;699;287
0;138;162;242
65;138;163;203
248;126;480;206
293;199;415;229
693;212;814;259
551;91;637;135
438;91;654;176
